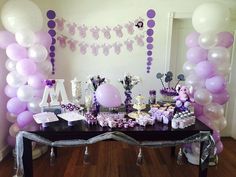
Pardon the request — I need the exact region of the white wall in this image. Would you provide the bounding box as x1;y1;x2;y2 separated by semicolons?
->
0;0;236;158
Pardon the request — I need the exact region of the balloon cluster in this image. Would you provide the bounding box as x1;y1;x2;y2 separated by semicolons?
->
0;0;52;146
183;2;233;155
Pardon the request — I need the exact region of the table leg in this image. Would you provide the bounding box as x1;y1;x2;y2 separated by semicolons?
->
198;141;209;177
171;146;176;157
23;137;33;177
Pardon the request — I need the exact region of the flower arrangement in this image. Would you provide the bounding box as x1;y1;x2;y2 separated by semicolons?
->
86;75;106;91
119;73;141;90
86;75;106;116
45;79;56;88
156;71;185;99
119;73;141;113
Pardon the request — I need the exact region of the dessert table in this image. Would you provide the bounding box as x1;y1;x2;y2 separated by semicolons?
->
16;116;213;177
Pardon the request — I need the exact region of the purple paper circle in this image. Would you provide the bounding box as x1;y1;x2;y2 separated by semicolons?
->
147;20;155;28
147;9;156;18
49;52;55;57
50;46;55;51
147;70;150;73
147;57;153;61
147;44;153;50
146;36;153;43
147;51;152;56
47;10;56;19
147;29;154;36
51;38;56;44
48;30;56;37
147;61;152;65
47;20;56;28
52;71;55;75
147;66;151;70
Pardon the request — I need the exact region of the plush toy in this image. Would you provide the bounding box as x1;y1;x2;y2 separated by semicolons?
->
174;85;194;112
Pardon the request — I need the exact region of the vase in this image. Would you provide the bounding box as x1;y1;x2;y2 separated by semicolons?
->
91;92;100;116
124;89;132;114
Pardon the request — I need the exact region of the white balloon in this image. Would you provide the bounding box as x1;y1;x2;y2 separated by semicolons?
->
17;85;35;102
6;71;27;88
5;59;16;71
15;29;36;47
192;2;230;33
194;88;213;105
37;60;52;75
28;44;48;62
208;47;230;64
183;61;196;75
198;32;218;49
1;0;43;34
27;97;42;113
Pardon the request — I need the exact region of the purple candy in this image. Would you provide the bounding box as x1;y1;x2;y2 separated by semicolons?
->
147;9;156;18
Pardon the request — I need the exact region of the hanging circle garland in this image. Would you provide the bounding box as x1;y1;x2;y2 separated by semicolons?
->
146;9;156;73
47;10;56;75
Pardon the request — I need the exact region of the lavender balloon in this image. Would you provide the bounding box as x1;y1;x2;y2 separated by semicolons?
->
28;73;46;89
186;47;208;64
185;31;200;48
7;97;27;115
4;85;17;98
17;111;33;128
35;31;52;49
6;43;27;61
217;32;234;48
195;61;215;79
16;58;37;76
216;141;223;154
205;75;226;93
0;31;16;49
212;89;230;105
96;83;122;108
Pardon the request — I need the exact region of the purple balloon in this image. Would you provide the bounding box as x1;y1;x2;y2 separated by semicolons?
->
28;73;46;89
35;31;52;49
193;103;203;117
96;83;122;108
185;32;200;48
17;111;34;128
212;89;230;105
195;61;215;79
4;85;18;98
16;59;37;76
6;43;28;61
212;130;221;143
215;140;223;154
7;97;27;115
0;31;16;49
205;75;226;93
186;47;208;64
217;32;234;48
147;44;153;50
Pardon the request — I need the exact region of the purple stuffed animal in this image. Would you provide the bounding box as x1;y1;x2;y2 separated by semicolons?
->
174;85;194;112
